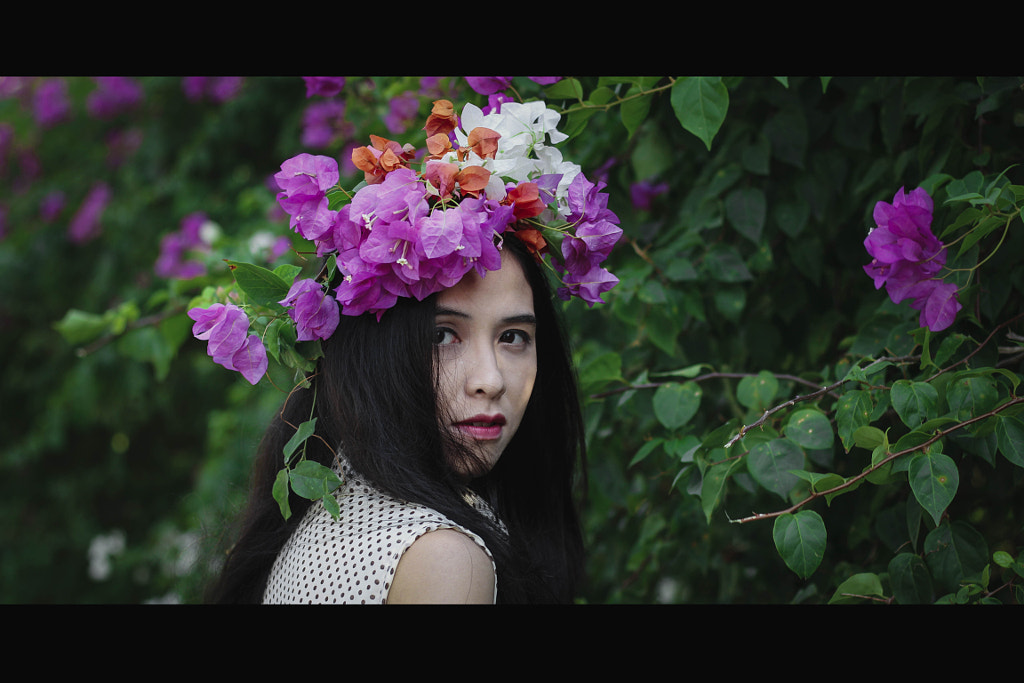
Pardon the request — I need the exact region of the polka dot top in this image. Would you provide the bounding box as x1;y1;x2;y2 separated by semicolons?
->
262;456;503;604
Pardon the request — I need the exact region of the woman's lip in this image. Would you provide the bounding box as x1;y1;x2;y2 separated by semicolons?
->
454;414;506;440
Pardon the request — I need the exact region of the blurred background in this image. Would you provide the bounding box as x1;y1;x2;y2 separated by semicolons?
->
2;76;1021;604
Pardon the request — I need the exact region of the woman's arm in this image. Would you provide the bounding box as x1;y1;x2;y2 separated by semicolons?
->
387;529;495;604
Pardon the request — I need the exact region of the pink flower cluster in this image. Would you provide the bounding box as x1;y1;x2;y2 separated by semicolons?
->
556;174;621;304
188;303;268;385
190;95;621;383
155;212;210;280
275;154;513;319
863;187;962;332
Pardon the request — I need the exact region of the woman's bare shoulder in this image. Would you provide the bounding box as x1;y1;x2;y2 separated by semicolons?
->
387;528;495;604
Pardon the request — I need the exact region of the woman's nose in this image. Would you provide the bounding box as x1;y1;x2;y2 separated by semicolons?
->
465;344;505;398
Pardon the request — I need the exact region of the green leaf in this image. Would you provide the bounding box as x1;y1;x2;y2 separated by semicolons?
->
650;363;711;379
629;438;664;467
995;414;1024;467
288;459;342;501
909;452;959;526
579;351;624;396
737;370;778;412
924;521;989;595
227;260;291;310
670;76;729;151
699;453;741;524
273;263;303;284
828;572;884;604
835;390;873;452
272;468;292;520
725;186;766;243
853;425;887;451
773;511;826;579
653;382;702;431
283;417;318;463
620;85;652;138
945;373;998;421
53;308;112;345
747;438;805;499
545;77;584;100
704;244;752;282
888;553;934;604
785;409;834;450
791;470;846;502
891;379;939;428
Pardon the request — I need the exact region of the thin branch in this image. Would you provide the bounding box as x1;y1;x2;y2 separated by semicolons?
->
729;395;1024;525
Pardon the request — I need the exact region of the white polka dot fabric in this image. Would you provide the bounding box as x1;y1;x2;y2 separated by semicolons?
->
262;457;500;604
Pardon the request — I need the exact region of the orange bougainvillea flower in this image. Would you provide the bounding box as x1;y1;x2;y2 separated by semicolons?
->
505;181;545;219
425;133;453;159
512;227;547;259
351;134;415;184
423;161;459;198
423;99;458;138
455;165;491;196
467;126;500;160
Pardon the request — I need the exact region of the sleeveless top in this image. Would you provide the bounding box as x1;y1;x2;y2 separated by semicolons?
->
262;456;503;604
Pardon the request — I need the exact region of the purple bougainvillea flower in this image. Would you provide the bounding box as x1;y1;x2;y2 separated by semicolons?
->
905;279;962;332
565;173;618;226
301;100;349;149
33;79;70;128
630;178;669;211
86;77;142;118
557;264;620;307
225;335;269;385
464;77;513;95
274;154;342;242
279;278;341;341
303;77;346;99
560;219;623;276
385;93;421;135
194;303;250;359
188;303;267;384
863;186;960;332
67;182;111;244
275;153;340;198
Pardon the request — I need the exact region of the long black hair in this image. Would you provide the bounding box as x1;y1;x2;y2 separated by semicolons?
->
206;235;587;603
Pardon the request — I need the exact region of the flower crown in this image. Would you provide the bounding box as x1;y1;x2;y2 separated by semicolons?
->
188;99;621;385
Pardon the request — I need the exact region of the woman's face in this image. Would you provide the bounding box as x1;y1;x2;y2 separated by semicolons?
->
434;253;537;478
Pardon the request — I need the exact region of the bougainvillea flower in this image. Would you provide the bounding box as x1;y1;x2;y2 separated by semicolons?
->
274;153;340;199
221;335;269;385
905;278;962;332
190;303;250;359
863;186;960;332
505;182;545;220
67;182;111;244
302;77;346;98
351;135;415;184
464;77;514;95
565;173;618;225
557;264;620;306
279;278;340;341
423;99;459;138
560;219;623;275
467;127;500;159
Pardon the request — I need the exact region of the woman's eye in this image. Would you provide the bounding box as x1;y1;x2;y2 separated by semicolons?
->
500;329;531;345
434;327;458;345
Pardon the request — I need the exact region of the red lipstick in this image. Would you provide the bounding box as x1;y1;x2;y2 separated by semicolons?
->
454;414;506;440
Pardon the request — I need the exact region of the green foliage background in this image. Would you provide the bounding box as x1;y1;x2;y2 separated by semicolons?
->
2;76;1022;603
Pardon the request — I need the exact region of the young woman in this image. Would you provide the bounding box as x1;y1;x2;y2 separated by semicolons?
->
200;98;620;604
206;236;589;603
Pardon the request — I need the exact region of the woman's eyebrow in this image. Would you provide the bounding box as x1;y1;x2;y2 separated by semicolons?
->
435;306;536;326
